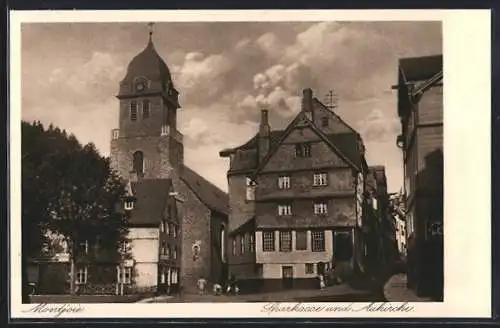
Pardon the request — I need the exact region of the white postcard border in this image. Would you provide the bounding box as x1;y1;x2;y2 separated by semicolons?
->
9;9;492;319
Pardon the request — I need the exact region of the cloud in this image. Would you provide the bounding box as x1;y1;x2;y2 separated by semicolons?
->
176;52;233;105
21;21;442;194
356;108;400;143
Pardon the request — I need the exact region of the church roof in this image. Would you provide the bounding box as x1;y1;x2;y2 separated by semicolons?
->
121;36;173;85
128;179;172;226
181;165;229;217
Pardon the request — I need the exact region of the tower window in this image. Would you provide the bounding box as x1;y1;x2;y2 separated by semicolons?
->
142;99;150;119
130;100;138;121
133;151;144;177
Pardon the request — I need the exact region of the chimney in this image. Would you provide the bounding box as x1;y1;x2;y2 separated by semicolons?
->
302;88;313;112
259;108;271;162
301;88;314;121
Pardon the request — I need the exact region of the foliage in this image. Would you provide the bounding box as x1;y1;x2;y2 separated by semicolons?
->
22;121;129;295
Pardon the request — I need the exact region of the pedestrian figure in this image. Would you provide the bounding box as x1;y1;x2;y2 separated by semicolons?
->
226;284;232;295
197;277;207;295
234;283;240;295
213;283;222;296
318;274;325;290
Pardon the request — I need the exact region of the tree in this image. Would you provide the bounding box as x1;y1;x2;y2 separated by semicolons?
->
22;121;128;298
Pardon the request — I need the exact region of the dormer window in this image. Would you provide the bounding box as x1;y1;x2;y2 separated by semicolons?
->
124;200;135;210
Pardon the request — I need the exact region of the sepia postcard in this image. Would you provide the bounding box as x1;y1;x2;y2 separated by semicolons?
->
9;9;492;320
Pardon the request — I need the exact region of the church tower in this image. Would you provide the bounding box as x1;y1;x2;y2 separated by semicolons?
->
110;29;184;181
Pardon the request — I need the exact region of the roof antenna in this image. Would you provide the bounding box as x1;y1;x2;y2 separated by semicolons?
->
325;89;338;111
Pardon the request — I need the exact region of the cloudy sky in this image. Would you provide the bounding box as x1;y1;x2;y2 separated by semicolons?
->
21;21;442;193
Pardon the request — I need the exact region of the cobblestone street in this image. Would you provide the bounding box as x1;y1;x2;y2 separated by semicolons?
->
383;274;433;302
140;283;385;303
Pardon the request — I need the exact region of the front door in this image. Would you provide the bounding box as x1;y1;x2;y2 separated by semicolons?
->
282;266;294;289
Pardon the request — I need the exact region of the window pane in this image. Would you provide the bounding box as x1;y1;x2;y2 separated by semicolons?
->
279;231;292;252
295;231;308;250
263;231;275;252
311;231;325;252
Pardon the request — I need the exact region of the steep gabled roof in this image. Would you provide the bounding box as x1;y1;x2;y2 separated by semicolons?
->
399;55;443;83
250;112;362;179
396;54;443;118
326;133;363;169
313;98;358;134
229;217;256;236
220;130;285;155
128;179;172;226
181;165;229;217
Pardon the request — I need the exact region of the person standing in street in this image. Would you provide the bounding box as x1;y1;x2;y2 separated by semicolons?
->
197;277;207;295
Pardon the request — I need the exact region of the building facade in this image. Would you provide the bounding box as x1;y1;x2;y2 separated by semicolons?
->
389;192;407;260
394;54;443;300
109;33;229;294
220;88;372;292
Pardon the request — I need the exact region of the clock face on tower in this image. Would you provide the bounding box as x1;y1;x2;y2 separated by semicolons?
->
135;81;146;92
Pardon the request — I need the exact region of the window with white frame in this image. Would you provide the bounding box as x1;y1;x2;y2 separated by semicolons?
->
118;266;132;284
295;143;312;157
262;231;275;252
173;246;178;260
278;175;291;189
112;129;120;140
161;125;169;136
313;172;328;186
76;266;88;285
161;241;166;256
78;240;89;254
166;245;171;259
232;238;237;256
120;241;130;253
305;263;315;274
124;200;134;210
166;222;170;235
278;204;292;216
240;235;245;254
313;202;328;215
160;221;165;233
249;233;255;253
173;225;178;238
311;231;325;252
279;231;292;252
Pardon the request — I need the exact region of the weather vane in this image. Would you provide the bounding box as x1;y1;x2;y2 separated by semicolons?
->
325;89;338;110
148;22;155;37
